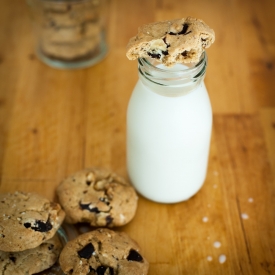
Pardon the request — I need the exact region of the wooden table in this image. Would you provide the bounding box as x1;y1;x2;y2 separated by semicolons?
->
1;0;275;274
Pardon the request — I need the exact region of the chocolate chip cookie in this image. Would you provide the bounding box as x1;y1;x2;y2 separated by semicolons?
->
39;0;104;61
59;228;149;275
0;233;63;275
56;167;138;227
0;191;65;252
126;16;215;66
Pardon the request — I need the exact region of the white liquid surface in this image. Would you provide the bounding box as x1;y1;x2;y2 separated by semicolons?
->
127;64;212;203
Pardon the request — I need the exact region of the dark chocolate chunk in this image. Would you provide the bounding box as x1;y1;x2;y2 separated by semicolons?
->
96;266;114;275
181;51;188;57
163;37;170;47
24;222;31;228
90;207;100;214
96;266;107;275
24;219;53;232
9;256;16;263
77;243;95;259
169;23;191;35
34;220;53;232
162;50;169;56
106;215;113;226
79;202;100;213
86;180;92;186
127;249;143;262
148;52;161;59
79;202;91;210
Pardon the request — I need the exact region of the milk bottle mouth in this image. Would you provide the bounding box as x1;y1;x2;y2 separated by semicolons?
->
138;52;207;90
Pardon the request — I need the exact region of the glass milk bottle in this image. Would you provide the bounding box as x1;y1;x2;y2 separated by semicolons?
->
126;52;212;203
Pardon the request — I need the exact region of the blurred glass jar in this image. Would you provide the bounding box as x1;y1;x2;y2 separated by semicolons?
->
27;0;109;69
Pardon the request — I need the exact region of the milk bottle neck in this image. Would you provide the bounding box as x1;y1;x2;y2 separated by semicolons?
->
138;52;208;96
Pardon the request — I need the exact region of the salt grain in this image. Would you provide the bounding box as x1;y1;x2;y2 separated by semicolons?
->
248;198;254;203
213;171;219;176
202;217;208;223
219;254;226;264
207;256;213;261
241;213;249;220
213;241;221;248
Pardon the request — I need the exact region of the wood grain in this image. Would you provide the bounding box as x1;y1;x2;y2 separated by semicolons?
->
0;0;275;274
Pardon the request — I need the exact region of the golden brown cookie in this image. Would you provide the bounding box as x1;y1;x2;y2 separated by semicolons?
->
56;167;138;227
126;16;215;66
40;0;103;60
59;228;149;275
0;191;65;252
0;233;63;275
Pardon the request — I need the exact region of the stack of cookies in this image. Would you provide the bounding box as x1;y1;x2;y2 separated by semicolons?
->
0;191;65;274
0;167;149;274
56;167;149;275
39;0;105;61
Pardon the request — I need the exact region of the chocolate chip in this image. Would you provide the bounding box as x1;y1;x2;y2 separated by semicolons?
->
127;249;143;262
24;222;31;228
163;37;170;47
86;180;92;186
91;207;100;213
24;220;52;232
148;52;161;59
181;51;188;57
96;266;107;275
106;215;113;226
9;256;16;263
77;243;95;259
79;202;90;210
79;202;100;213
169;23;191;35
162;50;169;56
96;266;114;275
35;220;53;232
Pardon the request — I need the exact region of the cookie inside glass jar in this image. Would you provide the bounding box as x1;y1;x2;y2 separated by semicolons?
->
27;0;109;69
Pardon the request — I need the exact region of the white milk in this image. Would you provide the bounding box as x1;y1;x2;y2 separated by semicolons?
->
127;56;212;203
